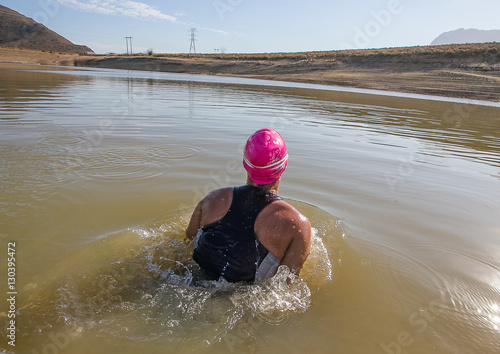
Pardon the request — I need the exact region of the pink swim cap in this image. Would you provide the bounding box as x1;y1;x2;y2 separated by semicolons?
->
243;128;288;185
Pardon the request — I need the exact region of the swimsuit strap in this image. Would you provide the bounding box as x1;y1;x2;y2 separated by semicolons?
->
223;185;280;231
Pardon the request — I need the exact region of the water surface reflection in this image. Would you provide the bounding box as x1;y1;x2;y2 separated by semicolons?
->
0;63;499;353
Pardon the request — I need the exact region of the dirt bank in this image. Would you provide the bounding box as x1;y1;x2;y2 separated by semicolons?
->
2;44;500;102
0;47;86;65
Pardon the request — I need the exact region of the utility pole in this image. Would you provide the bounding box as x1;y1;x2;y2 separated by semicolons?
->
125;37;133;55
189;28;196;54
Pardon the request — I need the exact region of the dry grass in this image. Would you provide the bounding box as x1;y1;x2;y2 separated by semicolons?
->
0;47;85;65
143;42;500;62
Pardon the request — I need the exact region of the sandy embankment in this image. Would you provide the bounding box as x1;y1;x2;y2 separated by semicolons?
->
0;47;85;65
1;46;500;102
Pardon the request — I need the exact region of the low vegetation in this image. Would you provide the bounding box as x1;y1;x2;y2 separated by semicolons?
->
146;42;500;62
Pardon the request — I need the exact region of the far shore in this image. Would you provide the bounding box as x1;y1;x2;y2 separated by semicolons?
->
1;44;499;102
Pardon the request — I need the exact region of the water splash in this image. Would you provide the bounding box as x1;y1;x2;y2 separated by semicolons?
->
12;203;340;350
230;266;312;324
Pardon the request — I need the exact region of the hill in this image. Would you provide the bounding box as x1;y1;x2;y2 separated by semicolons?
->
431;28;500;46
0;5;93;54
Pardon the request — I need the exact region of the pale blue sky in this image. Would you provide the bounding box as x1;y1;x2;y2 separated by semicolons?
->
2;0;499;54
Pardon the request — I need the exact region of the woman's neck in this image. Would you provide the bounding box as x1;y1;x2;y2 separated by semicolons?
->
246;177;280;194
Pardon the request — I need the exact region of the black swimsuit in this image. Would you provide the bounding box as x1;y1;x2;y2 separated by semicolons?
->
193;185;281;282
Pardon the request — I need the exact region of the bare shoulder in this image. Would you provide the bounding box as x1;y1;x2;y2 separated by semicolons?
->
199;187;233;226
186;187;233;240
201;187;233;207
256;200;312;262
261;200;311;230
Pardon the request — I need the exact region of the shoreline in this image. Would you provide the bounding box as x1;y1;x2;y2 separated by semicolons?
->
1;45;500;102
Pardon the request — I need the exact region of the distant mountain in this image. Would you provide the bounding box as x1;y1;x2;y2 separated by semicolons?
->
431;28;500;46
0;5;94;54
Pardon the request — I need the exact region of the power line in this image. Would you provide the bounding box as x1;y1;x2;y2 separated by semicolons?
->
189;28;196;54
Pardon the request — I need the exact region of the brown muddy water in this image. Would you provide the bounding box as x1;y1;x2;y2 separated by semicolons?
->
0;63;499;354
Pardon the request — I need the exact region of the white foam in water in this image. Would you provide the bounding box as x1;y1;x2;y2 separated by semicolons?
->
229;266;312;324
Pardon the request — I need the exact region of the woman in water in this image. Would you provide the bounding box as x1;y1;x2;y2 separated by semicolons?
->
186;128;311;282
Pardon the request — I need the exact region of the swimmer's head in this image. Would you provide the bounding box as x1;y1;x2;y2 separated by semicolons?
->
243;128;288;185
